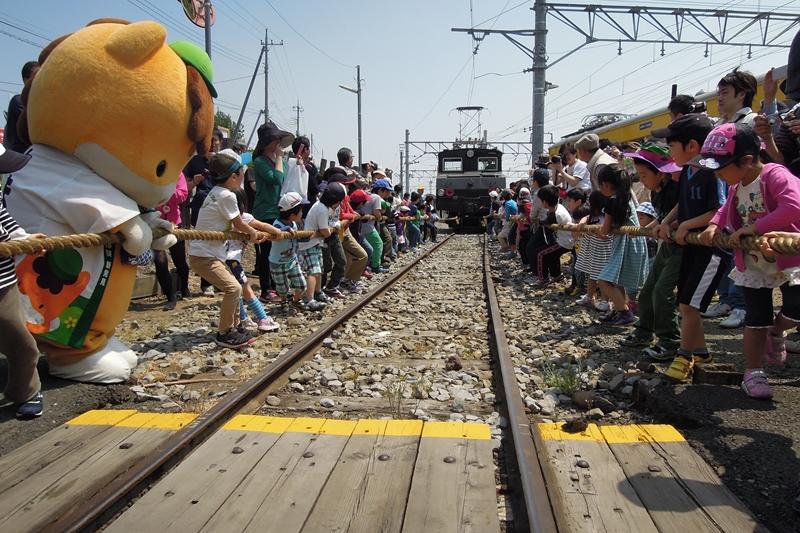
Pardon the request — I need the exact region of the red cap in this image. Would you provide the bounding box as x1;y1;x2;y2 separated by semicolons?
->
349;189;370;205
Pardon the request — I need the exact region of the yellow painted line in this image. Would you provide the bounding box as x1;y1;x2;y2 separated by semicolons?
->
538;422;605;442
538;423;685;444
222;414;261;431
113;412;160;429
66;409;138;426
287;417;326;434
319;419;358;436
422;421;492;440
384;419;424;437
117;412;198;430
351;419;387;436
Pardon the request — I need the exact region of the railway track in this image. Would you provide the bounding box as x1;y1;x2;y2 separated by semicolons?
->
5;233;555;533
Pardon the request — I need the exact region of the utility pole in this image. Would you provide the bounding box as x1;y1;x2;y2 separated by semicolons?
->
292;100;304;136
246;110;264;148
262;28;283;124
532;0;546;159
356;65;363;170
399;149;404;189
203;0;212;58
338;65;364;169
232;46;265;145
404;129;410;194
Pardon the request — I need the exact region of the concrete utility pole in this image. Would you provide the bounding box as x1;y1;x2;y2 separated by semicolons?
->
404;129;410;194
246;110;264;148
293;100;304;136
399;149;404;189
203;0;212;58
232;46;265;145
532;0;546;159
339;65;364;169
262;28;284;124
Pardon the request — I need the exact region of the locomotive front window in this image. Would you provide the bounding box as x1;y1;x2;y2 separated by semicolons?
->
442;158;463;172
478;157;498;171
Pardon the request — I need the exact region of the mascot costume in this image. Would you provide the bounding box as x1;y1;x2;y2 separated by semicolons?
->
5;19;216;383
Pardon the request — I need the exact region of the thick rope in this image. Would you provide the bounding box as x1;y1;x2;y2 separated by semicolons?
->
0;213;432;258
548;223;800;255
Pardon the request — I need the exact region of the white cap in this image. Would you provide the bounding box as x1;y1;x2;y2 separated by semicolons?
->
218;148;242;164
519;187;531;197
489;190;499;197
278;191;303;211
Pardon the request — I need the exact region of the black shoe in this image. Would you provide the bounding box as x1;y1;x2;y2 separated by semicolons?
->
16;392;43;419
215;330;252;348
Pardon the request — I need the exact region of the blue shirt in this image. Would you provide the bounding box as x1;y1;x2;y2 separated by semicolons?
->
504;199;518;220
268;218;299;264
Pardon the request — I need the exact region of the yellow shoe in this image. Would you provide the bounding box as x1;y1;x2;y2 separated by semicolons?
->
665;356;694;382
693;352;713;365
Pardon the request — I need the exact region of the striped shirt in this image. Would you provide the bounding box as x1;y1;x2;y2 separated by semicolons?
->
0;202;27;289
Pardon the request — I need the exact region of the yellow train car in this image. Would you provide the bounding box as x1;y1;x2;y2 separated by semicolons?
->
549;65;788;155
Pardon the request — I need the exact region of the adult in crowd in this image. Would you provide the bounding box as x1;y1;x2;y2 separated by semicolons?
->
184;127;223;295
575;133;617;190
668;94;698;121
251;120;295;303
715;68;758;126
3;61;38;153
550;142;590;191
282;135;311;207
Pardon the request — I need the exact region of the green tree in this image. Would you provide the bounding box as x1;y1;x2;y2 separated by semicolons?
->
214;110;245;144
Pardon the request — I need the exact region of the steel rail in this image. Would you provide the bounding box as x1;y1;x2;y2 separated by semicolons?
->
483;236;559;533
43;235;454;533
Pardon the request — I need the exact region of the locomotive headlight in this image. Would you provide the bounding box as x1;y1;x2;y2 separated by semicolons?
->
437;189;445;196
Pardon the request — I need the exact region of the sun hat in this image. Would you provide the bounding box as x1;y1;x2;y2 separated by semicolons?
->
519;187;531;198
372;169;387;179
693;122;761;171
635;202;657;219
256;120;295;149
278;191;303;211
0;144;31;173
624;143;682;173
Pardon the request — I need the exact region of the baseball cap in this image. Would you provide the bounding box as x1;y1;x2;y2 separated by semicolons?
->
349;189;370;205
169;41;217;97
624;143;682;173
0;144;31;174
209;151;243;182
575;133;600;152
278;191;303;211
398;205;411;212
693;122;761;171
519;187;531;198
635;202;657;219
489;190;499;197
372;178;392;191
651;113;714;142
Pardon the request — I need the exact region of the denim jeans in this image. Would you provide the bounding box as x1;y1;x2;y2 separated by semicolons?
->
407;223;421;249
718;259;745;310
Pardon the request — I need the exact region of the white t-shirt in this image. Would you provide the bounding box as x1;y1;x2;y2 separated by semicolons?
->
299;200;330;251
358;193;383;233
189;185;240;260
226;212;254;261
566;160;591;191
554;203;574;249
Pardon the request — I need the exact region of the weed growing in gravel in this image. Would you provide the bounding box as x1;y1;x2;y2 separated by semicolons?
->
541;363;582;394
387;381;406;418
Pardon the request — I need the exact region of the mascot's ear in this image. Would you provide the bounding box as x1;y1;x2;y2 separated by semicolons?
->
187;66;214;156
87;18;131;26
105;21;166;68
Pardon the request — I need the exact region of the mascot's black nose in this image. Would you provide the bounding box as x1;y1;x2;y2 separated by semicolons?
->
156;160;167;177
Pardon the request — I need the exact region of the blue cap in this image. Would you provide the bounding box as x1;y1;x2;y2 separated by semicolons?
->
373;178;392;191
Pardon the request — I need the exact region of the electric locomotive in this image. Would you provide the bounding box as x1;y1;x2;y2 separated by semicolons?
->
435;144;505;230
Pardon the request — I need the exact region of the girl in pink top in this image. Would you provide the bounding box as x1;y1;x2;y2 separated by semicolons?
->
154;173;190;309
699;123;800;400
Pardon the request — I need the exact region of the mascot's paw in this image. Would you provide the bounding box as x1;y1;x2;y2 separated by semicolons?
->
152;234;178;250
47;337;138;384
118;216;152;256
140;210;176;250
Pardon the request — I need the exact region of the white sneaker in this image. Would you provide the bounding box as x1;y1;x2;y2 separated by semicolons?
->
720;308;746;329
702;302;731;318
594;300;610;312
202;286;215;297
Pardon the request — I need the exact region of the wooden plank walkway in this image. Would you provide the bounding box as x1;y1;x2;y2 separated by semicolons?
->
537;422;768;533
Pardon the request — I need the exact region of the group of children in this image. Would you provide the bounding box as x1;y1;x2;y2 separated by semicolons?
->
187;150;437;350
493;99;800;401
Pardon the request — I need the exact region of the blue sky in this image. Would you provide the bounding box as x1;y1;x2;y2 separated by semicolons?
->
0;1;796;188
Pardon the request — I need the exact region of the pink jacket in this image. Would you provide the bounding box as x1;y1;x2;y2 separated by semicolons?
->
157;172;189;225
710;163;800;272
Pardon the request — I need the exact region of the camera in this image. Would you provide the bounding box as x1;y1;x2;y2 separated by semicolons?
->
551;155;562;164
780;102;800;122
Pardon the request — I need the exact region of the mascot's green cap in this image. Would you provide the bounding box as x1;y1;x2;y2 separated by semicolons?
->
47;249;83;284
169;40;218;98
